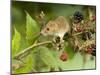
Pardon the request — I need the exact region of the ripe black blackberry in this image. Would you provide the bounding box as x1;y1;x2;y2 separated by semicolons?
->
91;44;96;49
73;11;84;23
55;36;60;43
91;44;96;56
91;49;96;56
82;32;92;40
63;32;69;41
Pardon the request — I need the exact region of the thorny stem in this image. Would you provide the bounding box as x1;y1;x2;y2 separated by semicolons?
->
13;31;81;60
14;41;52;60
73;32;83;36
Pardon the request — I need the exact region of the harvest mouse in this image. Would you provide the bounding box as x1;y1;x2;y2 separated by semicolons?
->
40;16;70;40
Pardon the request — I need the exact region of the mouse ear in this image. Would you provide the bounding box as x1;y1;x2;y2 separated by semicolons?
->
48;20;54;23
46;21;52;25
46;20;56;27
55;16;66;23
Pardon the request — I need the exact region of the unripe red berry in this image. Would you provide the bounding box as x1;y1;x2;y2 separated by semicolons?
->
91;44;96;49
76;26;82;32
60;51;68;61
91;16;96;21
87;47;93;54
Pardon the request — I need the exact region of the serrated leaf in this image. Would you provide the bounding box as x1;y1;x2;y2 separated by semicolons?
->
12;28;21;58
33;46;59;71
14;53;35;74
26;12;40;45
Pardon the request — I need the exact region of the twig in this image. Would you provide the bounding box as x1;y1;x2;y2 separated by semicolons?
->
73;32;83;36
14;41;52;59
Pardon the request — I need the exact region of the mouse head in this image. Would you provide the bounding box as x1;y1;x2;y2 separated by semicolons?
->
41;21;58;36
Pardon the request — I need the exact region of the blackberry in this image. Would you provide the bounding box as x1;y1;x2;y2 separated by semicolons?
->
86;45;96;56
60;51;68;61
91;44;96;56
76;26;82;32
86;32;92;39
73;11;84;23
82;32;92;40
91;44;96;49
63;32;68;41
55;36;60;43
91;49;96;56
57;44;62;50
87;47;93;54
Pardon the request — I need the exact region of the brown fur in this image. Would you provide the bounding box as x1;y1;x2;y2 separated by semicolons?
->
41;16;70;37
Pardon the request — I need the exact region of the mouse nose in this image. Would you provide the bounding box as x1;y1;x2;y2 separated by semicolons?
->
40;30;47;36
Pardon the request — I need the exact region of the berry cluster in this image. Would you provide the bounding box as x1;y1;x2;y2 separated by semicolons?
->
86;44;96;56
73;11;84;23
71;10;96;62
53;36;63;51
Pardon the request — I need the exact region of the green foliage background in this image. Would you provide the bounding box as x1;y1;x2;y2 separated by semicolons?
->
12;1;96;74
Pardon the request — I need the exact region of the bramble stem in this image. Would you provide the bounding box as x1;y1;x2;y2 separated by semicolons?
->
14;41;52;59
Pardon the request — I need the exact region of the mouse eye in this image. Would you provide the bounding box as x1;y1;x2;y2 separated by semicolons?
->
46;28;50;31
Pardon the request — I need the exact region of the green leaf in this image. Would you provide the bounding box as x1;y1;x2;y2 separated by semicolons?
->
65;46;75;59
33;46;59;71
12;28;21;58
26;12;40;45
14;53;36;74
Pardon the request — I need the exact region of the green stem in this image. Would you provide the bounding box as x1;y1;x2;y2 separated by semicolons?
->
14;41;52;59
